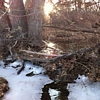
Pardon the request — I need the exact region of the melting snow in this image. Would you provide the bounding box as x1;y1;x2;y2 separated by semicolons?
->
67;75;100;100
0;60;53;100
1;59;100;100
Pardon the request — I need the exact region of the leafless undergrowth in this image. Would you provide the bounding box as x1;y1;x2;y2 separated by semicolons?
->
0;0;100;82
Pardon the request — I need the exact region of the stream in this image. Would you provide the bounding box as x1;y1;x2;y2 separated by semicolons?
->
41;82;69;100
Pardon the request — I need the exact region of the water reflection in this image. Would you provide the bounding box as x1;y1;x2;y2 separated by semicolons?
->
49;88;60;100
41;82;69;100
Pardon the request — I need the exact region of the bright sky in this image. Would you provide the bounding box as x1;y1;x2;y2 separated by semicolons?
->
52;0;59;4
4;0;100;16
5;0;58;4
5;0;26;5
5;0;99;4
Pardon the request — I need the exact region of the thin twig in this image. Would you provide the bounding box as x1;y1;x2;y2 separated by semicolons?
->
9;40;18;58
74;61;91;71
17;60;25;74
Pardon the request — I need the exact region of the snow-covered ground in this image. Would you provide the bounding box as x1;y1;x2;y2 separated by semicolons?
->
0;60;53;100
67;75;100;100
1;59;100;100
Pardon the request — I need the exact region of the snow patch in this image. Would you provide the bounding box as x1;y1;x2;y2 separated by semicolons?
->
0;60;53;100
67;75;100;100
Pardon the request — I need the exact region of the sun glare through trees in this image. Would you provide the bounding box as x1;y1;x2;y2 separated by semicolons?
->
44;0;59;18
44;1;53;16
4;0;99;17
4;0;58;16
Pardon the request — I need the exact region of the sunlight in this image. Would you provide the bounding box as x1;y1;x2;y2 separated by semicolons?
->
5;0;55;16
44;1;53;16
52;0;59;4
47;42;55;48
44;0;59;16
4;0;9;8
5;0;26;4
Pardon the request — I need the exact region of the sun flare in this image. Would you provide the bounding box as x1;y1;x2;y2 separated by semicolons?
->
44;2;53;16
44;0;59;17
5;0;56;16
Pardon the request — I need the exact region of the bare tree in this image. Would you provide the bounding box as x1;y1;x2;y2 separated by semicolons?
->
28;0;44;46
9;0;28;34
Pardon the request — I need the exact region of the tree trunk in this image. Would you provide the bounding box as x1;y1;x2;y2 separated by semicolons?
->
0;0;12;32
28;0;44;46
9;0;28;35
25;0;32;14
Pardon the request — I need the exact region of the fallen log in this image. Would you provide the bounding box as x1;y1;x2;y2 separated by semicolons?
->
19;42;100;64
